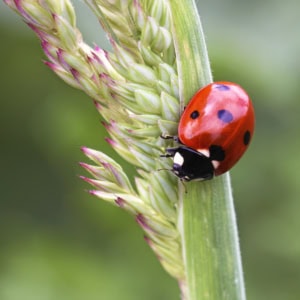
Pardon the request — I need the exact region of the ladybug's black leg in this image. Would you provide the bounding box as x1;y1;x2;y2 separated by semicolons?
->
160;147;178;158
160;134;181;143
160;133;175;140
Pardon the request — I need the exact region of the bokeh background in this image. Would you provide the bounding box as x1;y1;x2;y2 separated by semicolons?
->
1;0;300;299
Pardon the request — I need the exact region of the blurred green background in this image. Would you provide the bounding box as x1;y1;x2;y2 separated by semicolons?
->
1;0;300;299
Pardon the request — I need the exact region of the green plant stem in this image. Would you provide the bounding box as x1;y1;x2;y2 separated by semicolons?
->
179;176;246;300
169;1;246;299
169;0;212;107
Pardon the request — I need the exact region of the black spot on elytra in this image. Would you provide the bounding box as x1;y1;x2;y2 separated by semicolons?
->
243;130;251;145
190;110;200;119
217;109;233;123
209;145;225;161
215;84;230;91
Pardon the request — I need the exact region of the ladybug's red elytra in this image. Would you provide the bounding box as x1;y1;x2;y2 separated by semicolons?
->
164;81;255;181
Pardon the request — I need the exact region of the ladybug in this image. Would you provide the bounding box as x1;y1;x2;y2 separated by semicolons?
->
164;81;255;181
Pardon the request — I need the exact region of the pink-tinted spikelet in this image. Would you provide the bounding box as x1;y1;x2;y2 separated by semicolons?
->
115;197;126;208
105;137;117;147
14;0;36;24
136;214;153;232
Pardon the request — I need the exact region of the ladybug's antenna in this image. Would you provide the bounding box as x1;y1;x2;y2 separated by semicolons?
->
157;167;172;173
160;154;173;158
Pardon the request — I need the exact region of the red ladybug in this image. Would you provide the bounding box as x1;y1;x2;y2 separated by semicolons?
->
165;81;255;181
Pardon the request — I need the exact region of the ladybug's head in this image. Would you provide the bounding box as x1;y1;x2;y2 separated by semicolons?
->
169;146;214;181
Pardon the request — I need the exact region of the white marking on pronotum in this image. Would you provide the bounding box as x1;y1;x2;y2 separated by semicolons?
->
173;152;184;166
212;160;220;169
196;148;210;157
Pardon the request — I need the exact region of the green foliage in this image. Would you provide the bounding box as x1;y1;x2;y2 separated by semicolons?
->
1;0;300;299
